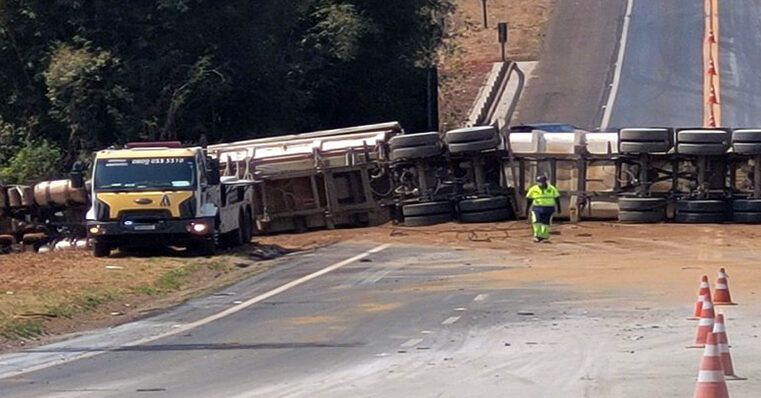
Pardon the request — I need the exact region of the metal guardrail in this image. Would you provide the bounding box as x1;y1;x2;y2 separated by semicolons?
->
465;62;510;127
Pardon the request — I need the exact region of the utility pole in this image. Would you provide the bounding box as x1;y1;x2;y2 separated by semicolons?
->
498;22;508;61
480;0;488;28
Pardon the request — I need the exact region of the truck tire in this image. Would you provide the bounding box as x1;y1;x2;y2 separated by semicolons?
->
618;128;672;154
93;242;111;258
676;143;727;155
731;212;761;223
458;196;509;212
619;142;671;154
390;144;442;161
242;209;253;243
402;201;453;217
732;142;761;154
447;137;500;154
619;128;672;142
675;199;726;213
389;132;440;150
618;197;668;211
732;199;761;212
675;211;726;223
445;126;497;144
732;129;761;142
677;130;730;144
196;237;216;256
404;213;453;227
618;209;667;223
459;207;513;223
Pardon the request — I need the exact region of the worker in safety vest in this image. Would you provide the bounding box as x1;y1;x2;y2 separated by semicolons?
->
525;175;561;242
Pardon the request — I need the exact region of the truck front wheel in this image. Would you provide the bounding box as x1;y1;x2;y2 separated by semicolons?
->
93;242;111;258
196;237;216;256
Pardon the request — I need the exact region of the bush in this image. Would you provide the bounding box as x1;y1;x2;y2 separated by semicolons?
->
1;139;63;184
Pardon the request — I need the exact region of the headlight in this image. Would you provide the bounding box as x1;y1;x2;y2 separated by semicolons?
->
89;225;104;235
186;221;209;234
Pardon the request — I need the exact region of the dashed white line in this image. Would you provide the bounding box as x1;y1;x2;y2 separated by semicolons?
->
400;338;424;348
473;294;488;302
442;316;461;325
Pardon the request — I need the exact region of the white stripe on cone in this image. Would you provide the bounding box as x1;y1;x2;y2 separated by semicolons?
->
697;370;725;383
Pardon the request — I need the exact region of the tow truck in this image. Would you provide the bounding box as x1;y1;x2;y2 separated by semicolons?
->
85;141;254;257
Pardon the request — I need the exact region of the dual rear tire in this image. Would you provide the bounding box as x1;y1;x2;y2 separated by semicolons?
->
457;196;514;223
617;197;667;223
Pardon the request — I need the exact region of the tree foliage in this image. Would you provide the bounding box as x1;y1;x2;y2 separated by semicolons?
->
0;0;454;182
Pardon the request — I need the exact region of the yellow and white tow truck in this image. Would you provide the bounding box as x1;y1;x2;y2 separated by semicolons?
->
85;142;254;257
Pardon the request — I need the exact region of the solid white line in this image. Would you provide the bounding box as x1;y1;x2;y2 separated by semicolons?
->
0;243;391;380
600;0;635;131
442;316;461;325
400;338;423;348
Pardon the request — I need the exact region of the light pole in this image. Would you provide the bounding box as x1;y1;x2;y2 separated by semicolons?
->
480;0;488;28
498;22;508;61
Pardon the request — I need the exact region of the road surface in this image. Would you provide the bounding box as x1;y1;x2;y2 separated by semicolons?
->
605;0;705;129
514;0;626;129
2;236;761;397
719;1;761;127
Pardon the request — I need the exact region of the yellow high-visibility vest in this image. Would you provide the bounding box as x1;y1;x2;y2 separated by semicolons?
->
526;184;560;206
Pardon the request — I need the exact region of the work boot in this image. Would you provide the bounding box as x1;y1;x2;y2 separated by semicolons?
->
533;237;542;243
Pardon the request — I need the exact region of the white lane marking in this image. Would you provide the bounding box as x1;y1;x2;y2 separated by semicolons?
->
473;294;488;302
454;307;467;312
0;244;391;380
400;338;424;348
600;0;635;130
442;316;461;325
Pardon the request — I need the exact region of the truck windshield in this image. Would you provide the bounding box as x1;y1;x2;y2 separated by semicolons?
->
94;157;196;191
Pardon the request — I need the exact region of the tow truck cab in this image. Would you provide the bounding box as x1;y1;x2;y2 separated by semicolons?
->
86;142;254;257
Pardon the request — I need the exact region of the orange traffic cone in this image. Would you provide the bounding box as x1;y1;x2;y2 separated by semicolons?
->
708;114;716;128
691;294;715;348
712;314;737;378
707;30;716;43
713;268;735;305
708;87;718;104
693;332;730;398
690;276;712;320
707;59;717;75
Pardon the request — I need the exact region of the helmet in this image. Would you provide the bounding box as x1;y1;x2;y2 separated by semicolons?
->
536;174;548;183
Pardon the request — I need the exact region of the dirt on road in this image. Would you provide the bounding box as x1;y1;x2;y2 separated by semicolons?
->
260;221;761;306
259;222;761;396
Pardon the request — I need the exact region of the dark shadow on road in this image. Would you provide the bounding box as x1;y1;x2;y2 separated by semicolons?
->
24;341;364;353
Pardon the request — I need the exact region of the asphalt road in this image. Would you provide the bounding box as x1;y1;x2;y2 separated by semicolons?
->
514;0;627;129
605;0;705;129
719;1;761;128
3;238;761;397
0;243;573;397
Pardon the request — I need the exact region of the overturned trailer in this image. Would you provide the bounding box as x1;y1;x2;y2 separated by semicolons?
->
0;178;89;250
208;122;403;234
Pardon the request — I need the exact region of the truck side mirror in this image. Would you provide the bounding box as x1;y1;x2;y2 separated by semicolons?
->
70;161;85;189
207;159;220;185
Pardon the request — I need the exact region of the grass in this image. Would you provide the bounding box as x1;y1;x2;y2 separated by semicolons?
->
206;261;232;273
1;319;45;340
1;252;268;345
156;265;197;291
132;284;160;296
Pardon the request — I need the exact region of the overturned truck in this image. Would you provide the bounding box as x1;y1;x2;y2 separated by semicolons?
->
9;122;761;255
